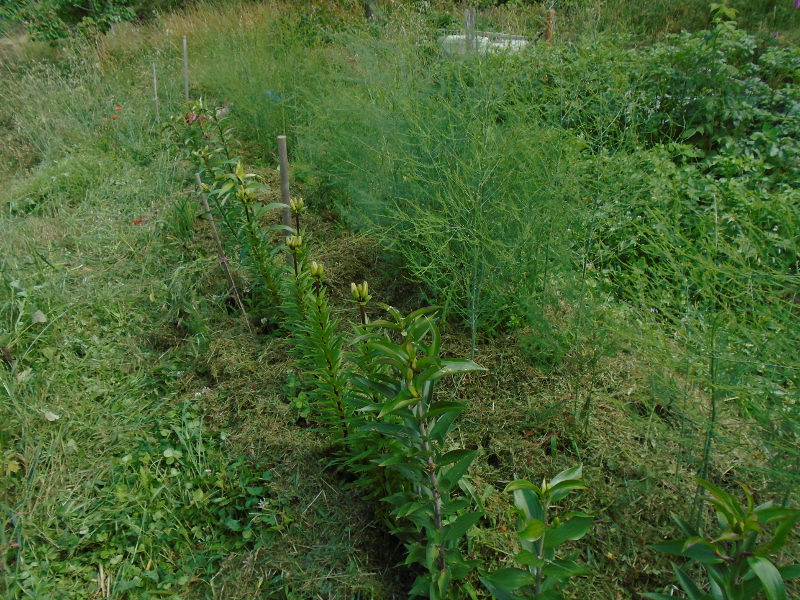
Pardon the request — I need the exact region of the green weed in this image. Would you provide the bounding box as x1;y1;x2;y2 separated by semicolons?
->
645;478;800;600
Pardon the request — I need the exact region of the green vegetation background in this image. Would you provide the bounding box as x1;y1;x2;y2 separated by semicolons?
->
1;0;798;598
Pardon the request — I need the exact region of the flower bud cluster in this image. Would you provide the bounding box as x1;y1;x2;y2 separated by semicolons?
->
309;261;324;279
286;235;303;251
289;197;306;214
236;185;254;203
350;281;371;304
191;145;211;160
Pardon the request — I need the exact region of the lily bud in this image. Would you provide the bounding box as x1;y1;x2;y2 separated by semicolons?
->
310;261;324;279
351;280;372;304
286;235;303;251
236;185;254;203
289;197;306;213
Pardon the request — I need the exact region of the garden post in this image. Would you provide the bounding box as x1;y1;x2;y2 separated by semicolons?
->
152;63;160;123
465;9;476;52
183;35;189;102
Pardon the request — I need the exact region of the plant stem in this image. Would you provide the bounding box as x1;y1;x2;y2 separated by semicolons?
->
693;195;722;529
535;504;547;595
242;202;271;288
214;115;233;162
194;173;251;333
418;417;445;572
278;135;292;232
572;171;601;421
199;156;238;239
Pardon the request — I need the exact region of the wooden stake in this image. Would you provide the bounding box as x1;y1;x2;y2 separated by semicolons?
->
182;35;189;103
545;9;555;45
277;136;293;233
152;63;160;123
194;173;252;333
465;9;476;52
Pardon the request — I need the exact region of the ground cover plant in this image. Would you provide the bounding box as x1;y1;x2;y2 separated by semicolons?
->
1;1;799;598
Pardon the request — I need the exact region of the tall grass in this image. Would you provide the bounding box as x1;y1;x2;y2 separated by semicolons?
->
153;0;358;158
0;27;267;598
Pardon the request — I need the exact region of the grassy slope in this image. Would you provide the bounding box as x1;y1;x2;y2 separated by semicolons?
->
1;1;799;599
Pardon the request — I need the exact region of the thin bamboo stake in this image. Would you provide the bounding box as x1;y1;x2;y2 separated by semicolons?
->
277;136;293;232
194;173;252;333
152;63;160;123
182;35;189;103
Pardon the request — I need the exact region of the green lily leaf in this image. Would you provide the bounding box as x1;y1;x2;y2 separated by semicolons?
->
357;422;406;438
442;511;483;542
404;305;442;322
430;358;487;381
671;514;700;538
438;448;476;466
428;409;460;441
747;557;786;600
513;487;544;522
514;549;543;567
778;564;800;581
423;401;468;419
518;518;548;542
763;512;800;553
673;563;705;600
652;539;722;564
366;341;410;369
258;201;287;212
505;480;541;494
440;451;477;492
351;374;397;400
379;390;419;417
548;479;587;502
479;568;534;595
440;499;470;516
544;515;593;549
548;465;583;488
697;478;744;525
